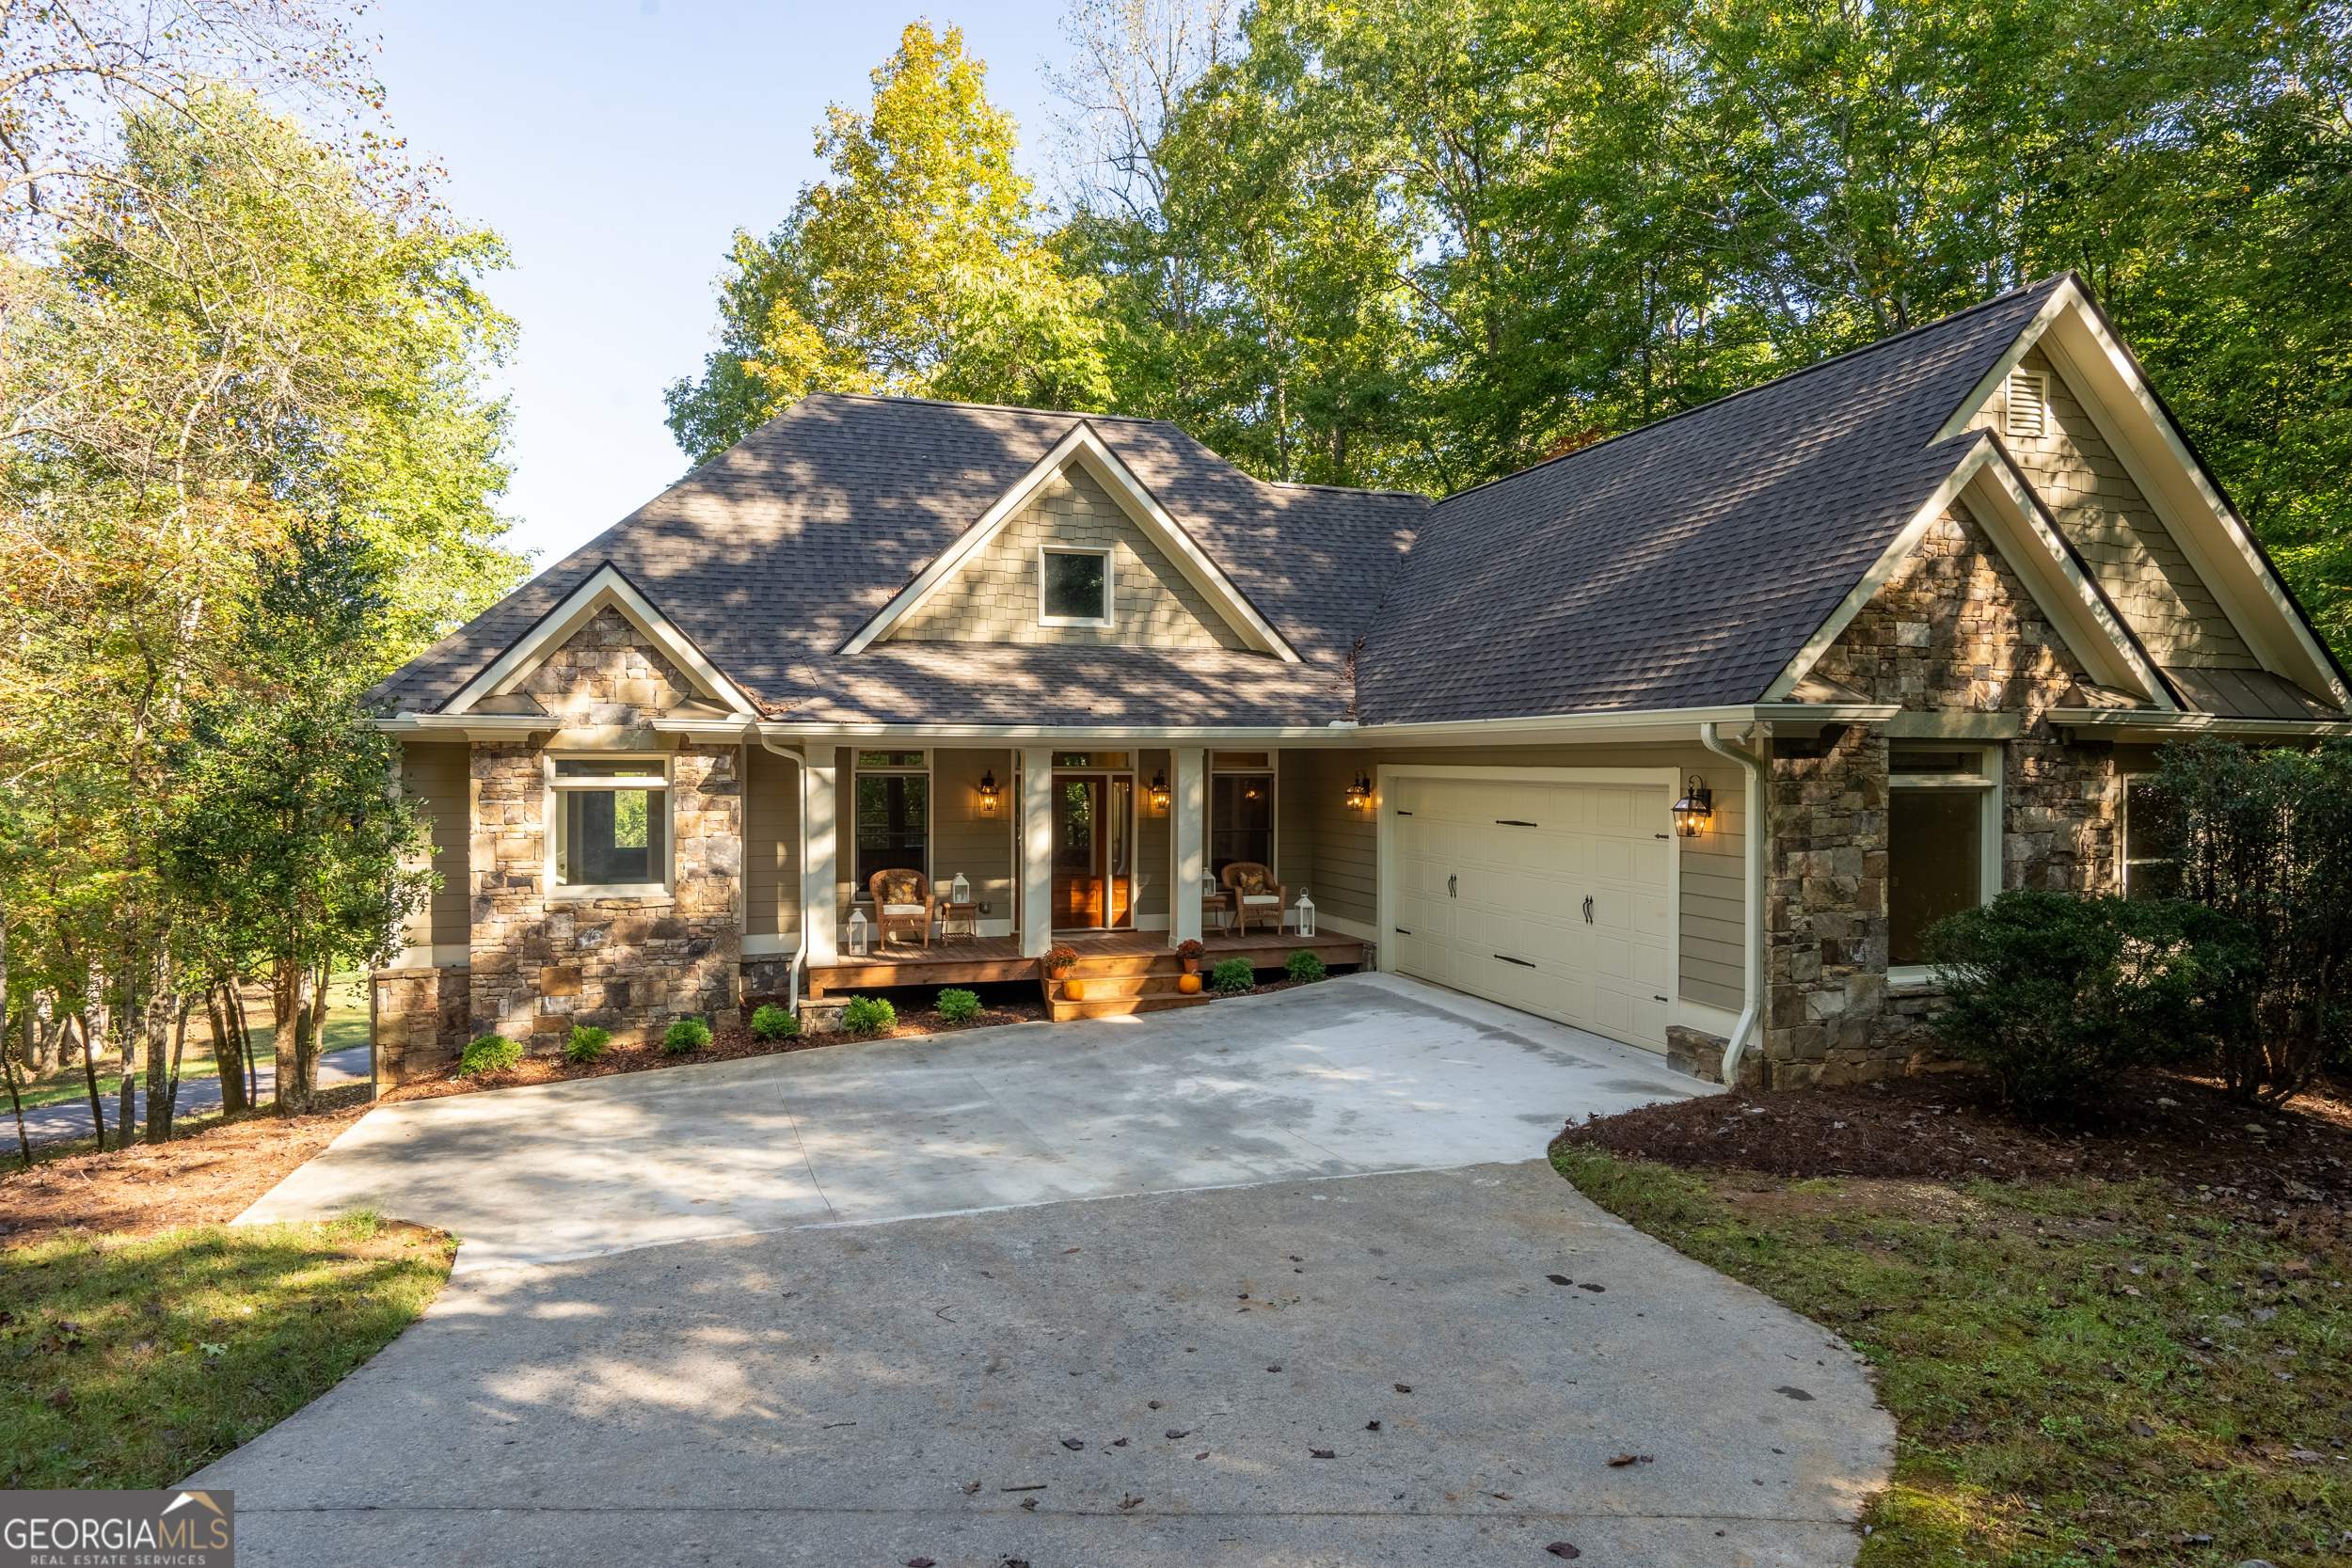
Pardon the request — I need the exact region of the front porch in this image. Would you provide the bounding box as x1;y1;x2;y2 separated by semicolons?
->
803;926;1369;1022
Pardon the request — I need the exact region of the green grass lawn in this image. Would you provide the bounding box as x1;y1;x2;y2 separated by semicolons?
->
1;1213;453;1487
1552;1147;2350;1566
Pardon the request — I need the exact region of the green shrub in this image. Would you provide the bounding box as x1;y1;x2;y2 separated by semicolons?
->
1211;958;1256;993
661;1017;712;1053
1925;888;2253;1109
1284;949;1328;982
750;1004;800;1041
841;995;898;1034
460;1036;523;1075
564;1026;612;1064
935;988;982;1022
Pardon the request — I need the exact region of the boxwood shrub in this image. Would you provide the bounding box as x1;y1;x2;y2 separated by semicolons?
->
662;1017;712;1053
750;1003;800;1041
460;1036;523;1075
841;995;897;1035
1284;949;1328;982
1210;958;1256;993
935;988;982;1022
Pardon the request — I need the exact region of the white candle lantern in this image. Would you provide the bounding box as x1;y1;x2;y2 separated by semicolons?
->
950;872;971;904
848;908;869;957
1295;888;1316;938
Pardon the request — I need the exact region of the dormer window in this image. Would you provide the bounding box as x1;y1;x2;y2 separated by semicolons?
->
1040;546;1112;626
2005;369;2047;438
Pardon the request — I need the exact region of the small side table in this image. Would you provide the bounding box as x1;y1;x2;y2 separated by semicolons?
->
940;900;982;942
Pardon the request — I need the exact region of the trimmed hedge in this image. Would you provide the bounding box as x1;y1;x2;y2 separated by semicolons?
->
1210;958;1256;993
841;995;897;1035
1284;949;1328;982
934;988;982;1022
751;1004;800;1041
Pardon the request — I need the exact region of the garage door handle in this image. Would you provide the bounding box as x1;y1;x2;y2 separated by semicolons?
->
1495;818;1538;827
1493;954;1536;968
1582;896;1595;924
1447;875;1456;897
1393;927;1412;936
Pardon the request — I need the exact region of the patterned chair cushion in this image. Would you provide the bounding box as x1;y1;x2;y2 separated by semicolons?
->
1229;864;1268;895
877;871;926;906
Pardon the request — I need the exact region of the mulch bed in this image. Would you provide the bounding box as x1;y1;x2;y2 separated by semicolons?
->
0;1086;377;1251
376;1003;1044;1104
1560;1065;2352;1211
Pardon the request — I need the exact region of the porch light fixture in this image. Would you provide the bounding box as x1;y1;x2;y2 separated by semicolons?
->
977;768;1000;816
1149;768;1169;813
1344;771;1372;810
1671;775;1714;837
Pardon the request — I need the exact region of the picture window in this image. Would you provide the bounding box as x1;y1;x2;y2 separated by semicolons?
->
1041;548;1111;625
1887;748;1999;968
551;757;668;890
854;750;930;888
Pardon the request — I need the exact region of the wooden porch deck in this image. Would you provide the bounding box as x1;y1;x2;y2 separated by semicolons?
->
807;926;1368;1021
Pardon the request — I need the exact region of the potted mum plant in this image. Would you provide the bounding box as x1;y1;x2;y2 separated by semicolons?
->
1175;939;1206;975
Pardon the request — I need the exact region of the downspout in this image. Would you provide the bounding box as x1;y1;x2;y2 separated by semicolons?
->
752;729;808;1019
1700;721;1766;1088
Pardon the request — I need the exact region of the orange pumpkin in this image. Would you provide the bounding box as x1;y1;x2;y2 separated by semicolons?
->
1063;977;1088;1002
1175;973;1201;995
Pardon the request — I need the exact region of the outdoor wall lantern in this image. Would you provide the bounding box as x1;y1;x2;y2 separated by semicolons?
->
977;768;1000;816
848;908;870;957
1344;771;1373;810
1671;775;1714;837
1149;768;1170;814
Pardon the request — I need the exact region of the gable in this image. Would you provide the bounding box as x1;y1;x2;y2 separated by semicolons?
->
1964;344;2253;671
440;562;755;720
885;460;1250;651
1935;277;2346;708
513;607;701;727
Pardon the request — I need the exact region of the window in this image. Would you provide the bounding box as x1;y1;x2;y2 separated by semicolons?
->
1887;747;2000;970
1040;547;1111;625
854;751;929;888
552;757;668;890
2005;369;2047;438
1211;771;1274;876
2122;777;2183;899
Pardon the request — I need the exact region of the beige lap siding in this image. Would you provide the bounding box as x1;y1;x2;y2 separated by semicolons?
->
396;741;471;952
885;463;1248;650
930;748;1019;925
743;741;801;942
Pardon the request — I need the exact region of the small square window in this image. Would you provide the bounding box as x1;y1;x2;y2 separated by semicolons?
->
1041;548;1110;625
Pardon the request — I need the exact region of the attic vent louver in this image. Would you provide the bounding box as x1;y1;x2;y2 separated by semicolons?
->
2005;369;2047;438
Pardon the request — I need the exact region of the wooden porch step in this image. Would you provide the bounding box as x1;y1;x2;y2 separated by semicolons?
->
1046;990;1214;1022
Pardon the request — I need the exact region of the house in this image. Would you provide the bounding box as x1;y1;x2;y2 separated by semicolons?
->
365;274;2352;1089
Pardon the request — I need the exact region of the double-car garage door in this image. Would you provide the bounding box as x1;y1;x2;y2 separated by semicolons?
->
1391;776;1673;1051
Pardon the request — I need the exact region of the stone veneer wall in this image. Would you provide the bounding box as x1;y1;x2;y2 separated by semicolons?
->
515;605;695;724
371;966;471;1083
1750;505;2121;1088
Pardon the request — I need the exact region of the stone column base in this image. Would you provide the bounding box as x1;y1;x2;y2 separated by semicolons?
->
1664;1025;1728;1085
372;967;470;1085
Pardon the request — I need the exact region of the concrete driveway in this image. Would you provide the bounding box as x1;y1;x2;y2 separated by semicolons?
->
200;974;1900;1564
236;973;1707;1273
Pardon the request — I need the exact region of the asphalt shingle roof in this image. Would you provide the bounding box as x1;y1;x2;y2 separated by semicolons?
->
1355;279;2069;724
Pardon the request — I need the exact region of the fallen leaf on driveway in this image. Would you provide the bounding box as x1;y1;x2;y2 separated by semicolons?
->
1061;1438;1085;1450
1606;1453;1652;1467
1019;1497;1039;1512
1166;1430;1188;1439
905;1559;934;1567
1545;1544;1581;1560
1266;1365;1282;1372
1394;1383;1412;1393
1774;1386;1815;1402
1546;1275;1572;1286
1311;1449;1336;1459
961;1482;979;1495
1365;1420;1381;1432
1117;1495;1143;1511
1577;1282;1605;1293
1113;1437;1128;1447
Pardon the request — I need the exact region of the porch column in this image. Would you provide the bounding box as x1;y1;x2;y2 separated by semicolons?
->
802;751;838;967
1020;747;1055;957
1171;747;1206;944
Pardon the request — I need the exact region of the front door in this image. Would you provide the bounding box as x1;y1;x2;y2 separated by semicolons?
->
1053;774;1134;929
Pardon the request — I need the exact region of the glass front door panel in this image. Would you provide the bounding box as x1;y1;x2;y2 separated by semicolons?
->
1052;773;1133;929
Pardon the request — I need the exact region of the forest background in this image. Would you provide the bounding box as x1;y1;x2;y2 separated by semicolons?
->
5;0;2350;1145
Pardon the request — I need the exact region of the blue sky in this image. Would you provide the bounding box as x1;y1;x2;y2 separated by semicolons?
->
371;0;1070;568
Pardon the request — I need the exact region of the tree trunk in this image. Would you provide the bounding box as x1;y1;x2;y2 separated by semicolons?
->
144;984;179;1144
231;984;259;1108
74;1013;106;1151
207;985;247;1114
0;913;26;1169
160;995;192;1141
114;986;139;1150
276;967;319;1115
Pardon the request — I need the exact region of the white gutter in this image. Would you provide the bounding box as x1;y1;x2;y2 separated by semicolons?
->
1700;721;1768;1088
747;728;809;1019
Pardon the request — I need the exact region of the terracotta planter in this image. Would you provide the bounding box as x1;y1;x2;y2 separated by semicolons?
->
1063;977;1089;1002
1176;973;1202;995
1181;958;1200;975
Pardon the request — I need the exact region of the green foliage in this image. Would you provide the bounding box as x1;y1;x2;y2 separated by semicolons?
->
460;1036;523;1076
1924;889;2252;1108
1283;949;1327;982
661;1018;712;1054
1551;1147;2346;1567
1211;958;1256;993
840;995;898;1035
564;1026;611;1064
0;1217;453;1489
2144;737;2352;1102
934;988;982;1022
664;23;1105;464
750;1004;800;1042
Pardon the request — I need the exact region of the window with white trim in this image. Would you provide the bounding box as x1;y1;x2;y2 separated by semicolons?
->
551;756;669;891
1040;546;1112;626
1887;747;2002;973
853;750;930;889
2122;775;2183;899
2005;369;2047;438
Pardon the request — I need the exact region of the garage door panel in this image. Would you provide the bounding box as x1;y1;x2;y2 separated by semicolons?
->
1389;776;1672;1053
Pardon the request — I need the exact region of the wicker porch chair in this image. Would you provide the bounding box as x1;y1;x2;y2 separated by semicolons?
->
1220;862;1286;937
868;868;936;948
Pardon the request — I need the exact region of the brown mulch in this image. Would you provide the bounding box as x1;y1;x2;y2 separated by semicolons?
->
1560;1065;2352;1209
376;1003;1045;1104
0;1086;377;1251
